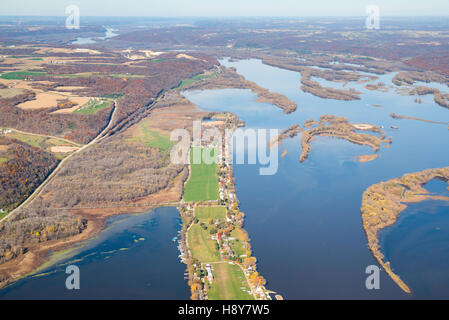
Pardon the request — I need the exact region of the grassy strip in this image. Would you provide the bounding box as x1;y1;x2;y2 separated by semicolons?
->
188;223;221;262
195;206;226;220
8;133;44;148
184;147;219;202
100;93;123;99
177;72;217;89
207;263;254;300
5;130;79;157
125;121;173;152
74;99;111;115
0;71;46;80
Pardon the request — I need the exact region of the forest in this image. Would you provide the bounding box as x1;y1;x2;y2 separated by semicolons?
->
0;136;59;213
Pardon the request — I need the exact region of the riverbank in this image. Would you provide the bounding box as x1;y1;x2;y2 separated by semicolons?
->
177;113;273;300
361;167;449;293
0;207;190;299
268;115;390;164
181;66;297;114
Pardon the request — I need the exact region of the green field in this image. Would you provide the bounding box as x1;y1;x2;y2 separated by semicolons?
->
8;132;45;148
100;93;124;99
0;71;46;80
126;121;173;152
5;130;79;158
229;227;249;258
207;263;254;300
177;72;217;89
184;148;219;202
74;99;111;115
188;223;220;262
195;206;226;220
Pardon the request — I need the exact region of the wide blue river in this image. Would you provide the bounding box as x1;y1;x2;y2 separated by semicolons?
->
183;58;449;299
0;207;189;299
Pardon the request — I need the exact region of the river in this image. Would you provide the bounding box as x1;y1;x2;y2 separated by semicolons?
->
0;207;189;300
1;57;449;299
182;58;449;299
71;27;119;45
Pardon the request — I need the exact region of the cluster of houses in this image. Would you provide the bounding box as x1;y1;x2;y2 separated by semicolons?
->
0;128;12;136
205;264;214;283
178;113;272;300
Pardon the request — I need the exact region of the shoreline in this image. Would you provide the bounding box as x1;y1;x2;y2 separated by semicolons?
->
361;166;449;293
0;189;183;289
177;112;274;300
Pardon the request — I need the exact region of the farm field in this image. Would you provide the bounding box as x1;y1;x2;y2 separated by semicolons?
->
17;92;90;110
194;206;227;220
188;223;221;262
177;72;217;89
3;129;80;158
207;262;254;300
0;71;46;80
184;147;219;202
74;98;111;115
126;119;173;152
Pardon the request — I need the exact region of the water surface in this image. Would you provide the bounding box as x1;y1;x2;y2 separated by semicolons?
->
183;58;449;299
0;207;189;300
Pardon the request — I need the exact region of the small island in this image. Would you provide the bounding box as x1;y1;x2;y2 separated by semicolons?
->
271;115;391;163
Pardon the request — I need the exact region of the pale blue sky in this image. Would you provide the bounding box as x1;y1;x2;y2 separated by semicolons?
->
0;0;448;16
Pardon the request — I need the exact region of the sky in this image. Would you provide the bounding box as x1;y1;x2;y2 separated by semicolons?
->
0;0;448;17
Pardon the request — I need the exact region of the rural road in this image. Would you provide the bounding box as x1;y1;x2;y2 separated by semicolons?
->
0;101;118;223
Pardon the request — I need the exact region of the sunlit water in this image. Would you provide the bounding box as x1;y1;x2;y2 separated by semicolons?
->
0;207;189;300
182;58;449;299
71;27;119;45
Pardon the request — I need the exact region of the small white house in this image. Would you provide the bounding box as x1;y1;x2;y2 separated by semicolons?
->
205;264;214;283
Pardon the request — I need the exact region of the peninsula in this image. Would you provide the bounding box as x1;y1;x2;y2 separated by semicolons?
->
361;167;449;293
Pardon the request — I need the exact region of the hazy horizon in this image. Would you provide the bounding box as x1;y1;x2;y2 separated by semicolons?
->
1;0;448;17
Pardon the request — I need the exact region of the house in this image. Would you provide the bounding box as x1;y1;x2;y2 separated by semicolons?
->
205;264;214;283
